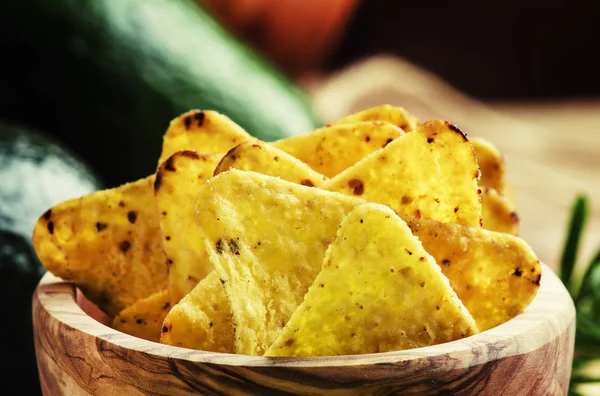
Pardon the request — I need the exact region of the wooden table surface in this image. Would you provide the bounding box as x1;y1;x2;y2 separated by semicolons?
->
311;56;600;273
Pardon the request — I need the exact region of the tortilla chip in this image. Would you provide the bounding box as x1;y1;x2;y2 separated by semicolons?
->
195;170;365;355
266;203;478;357
214;141;327;187
323;120;482;227
158;110;252;166
112;290;171;342
472;137;505;193
271;122;404;178
32;176;167;317
154;151;222;304
160;271;234;353
402;215;541;331
332;104;420;132
482;187;519;235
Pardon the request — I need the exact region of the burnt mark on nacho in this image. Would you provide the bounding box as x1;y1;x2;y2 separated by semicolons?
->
513;268;523;277
229;239;240;255
194;111;205;127
300;179;315;187
444;121;468;141
383;138;394;147
216;239;225;254
119;240;131;253
96;222;108;232
180;151;200;160
43;209;52;220
127;211;138;224
47;221;54;234
164;156;176;171
348;179;364;195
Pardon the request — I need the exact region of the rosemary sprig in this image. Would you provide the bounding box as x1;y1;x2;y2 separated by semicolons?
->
558;195;600;395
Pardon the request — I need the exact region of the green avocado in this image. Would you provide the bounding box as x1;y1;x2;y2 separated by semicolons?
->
0;0;321;187
0;120;103;395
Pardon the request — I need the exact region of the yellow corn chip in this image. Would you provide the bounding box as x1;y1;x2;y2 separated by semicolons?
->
195;170;365;355
471;137;506;193
32;176;167;317
332;104;420;132
482;187;519;235
323;120;482;227
154;150;222;304
271;122;404;178
266;203;478;357
214;141;327;187
158;110;252;166
403;215;541;331
160;271;234;353
112;290;171;342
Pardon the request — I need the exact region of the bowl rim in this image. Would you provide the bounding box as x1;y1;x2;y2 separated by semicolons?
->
33;263;574;368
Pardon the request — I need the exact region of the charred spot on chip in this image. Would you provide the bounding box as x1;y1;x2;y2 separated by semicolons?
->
135;318;143;325
300;179;315;187
510;211;520;223
442;259;451;265
365;135;371;142
360;219;363;223
419;256;425;261
216;239;225;254
513;268;522;277
230;154;237;160
194;111;205;126
43;209;52;220
390;268;394;273
209;321;214;328
183;115;193;130
165;236;171;241
436;306;440;310
96;222;108;232
347;179;364;195
274;156;279;161
161;211;167;216
420;281;425;288
127;210;138;224
533;274;542;286
162;321;172;333
47;221;54;234
252;143;261;149
415;209;422;219
405;248;413;255
164;156;176;171
320;283;325;288
119;240;131;253
285;338;295;347
219;278;226;285
427;137;434;143
178;150;200;160
477;188;482;195
166;258;173;266
444;121;468;141
229;239;240;255
454;207;459;213
383;138;394;147
153;172;163;192
344;315;351;321
162;301;170;310
401;195;412;205
118;201;126;208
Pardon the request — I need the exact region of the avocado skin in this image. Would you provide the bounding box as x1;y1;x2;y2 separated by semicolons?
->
0;0;321;187
0;120;103;395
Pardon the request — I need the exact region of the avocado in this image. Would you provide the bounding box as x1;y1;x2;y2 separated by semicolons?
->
0;0;321;187
0;120;103;395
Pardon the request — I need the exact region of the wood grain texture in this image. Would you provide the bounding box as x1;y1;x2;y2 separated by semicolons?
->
33;263;574;395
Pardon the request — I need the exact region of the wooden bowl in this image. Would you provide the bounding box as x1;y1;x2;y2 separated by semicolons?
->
33;263;575;395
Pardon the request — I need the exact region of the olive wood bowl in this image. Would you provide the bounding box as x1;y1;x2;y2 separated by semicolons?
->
33;263;575;395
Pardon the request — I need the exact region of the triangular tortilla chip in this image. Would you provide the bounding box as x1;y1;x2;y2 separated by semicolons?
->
402;214;541;331
214;141;327;187
195;170;365;355
266;203;478;357
160;271;234;353
323;120;482;226
158;110;251;166
271;122;404;178
112;290;171;343
471;137;506;193
481;187;519;235
154;151;222;304
331;104;420;132
32;176;167;316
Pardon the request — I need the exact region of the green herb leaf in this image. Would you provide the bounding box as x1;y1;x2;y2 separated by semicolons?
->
575;249;600;305
560;195;589;293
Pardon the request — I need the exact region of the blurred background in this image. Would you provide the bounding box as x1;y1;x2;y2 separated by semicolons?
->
1;0;599;394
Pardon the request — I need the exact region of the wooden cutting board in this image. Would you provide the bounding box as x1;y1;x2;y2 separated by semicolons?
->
310;55;600;272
